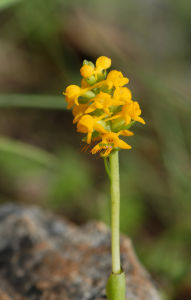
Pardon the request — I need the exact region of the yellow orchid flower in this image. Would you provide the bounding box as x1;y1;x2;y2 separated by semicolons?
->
117;101;145;124
107;101;145;126
80;56;111;79
72;103;89;124
106;70;129;89
126;101;145;124
91;130;133;156
85;90;129;116
64;85;82;109
85;92;113;115
77;114;107;144
64;84;96;109
113;87;132;104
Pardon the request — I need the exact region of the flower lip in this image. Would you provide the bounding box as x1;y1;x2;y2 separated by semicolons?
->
96;56;111;70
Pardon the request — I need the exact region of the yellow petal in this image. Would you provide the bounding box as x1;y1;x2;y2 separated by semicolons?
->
94;123;107;134
102;147;112;156
87;132;92;144
85;106;95;114
114;87;132;103
72;104;88;123
135;116;146;124
65;85;81;98
77;115;94;133
119;130;134;136
116;138;132;149
91;143;102;154
124;115;131;125
96;56;111;69
80;65;94;78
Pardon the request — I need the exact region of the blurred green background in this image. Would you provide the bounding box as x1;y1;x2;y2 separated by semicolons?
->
0;0;191;299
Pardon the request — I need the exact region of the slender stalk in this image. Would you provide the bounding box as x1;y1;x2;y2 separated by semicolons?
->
104;156;111;180
109;150;121;274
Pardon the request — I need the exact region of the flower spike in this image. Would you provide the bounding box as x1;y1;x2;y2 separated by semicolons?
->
63;56;145;156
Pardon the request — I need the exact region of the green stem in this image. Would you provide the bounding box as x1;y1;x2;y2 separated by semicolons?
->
104;156;111;180
109;150;121;274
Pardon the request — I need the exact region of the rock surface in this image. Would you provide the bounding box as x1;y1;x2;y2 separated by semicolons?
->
0;204;161;300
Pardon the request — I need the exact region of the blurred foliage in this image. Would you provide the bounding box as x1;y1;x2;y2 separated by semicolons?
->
0;94;66;109
0;0;191;299
0;0;21;10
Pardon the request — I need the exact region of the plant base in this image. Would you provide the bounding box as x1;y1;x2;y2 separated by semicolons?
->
106;270;126;300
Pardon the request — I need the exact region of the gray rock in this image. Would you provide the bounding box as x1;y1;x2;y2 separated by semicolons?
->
0;204;161;300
